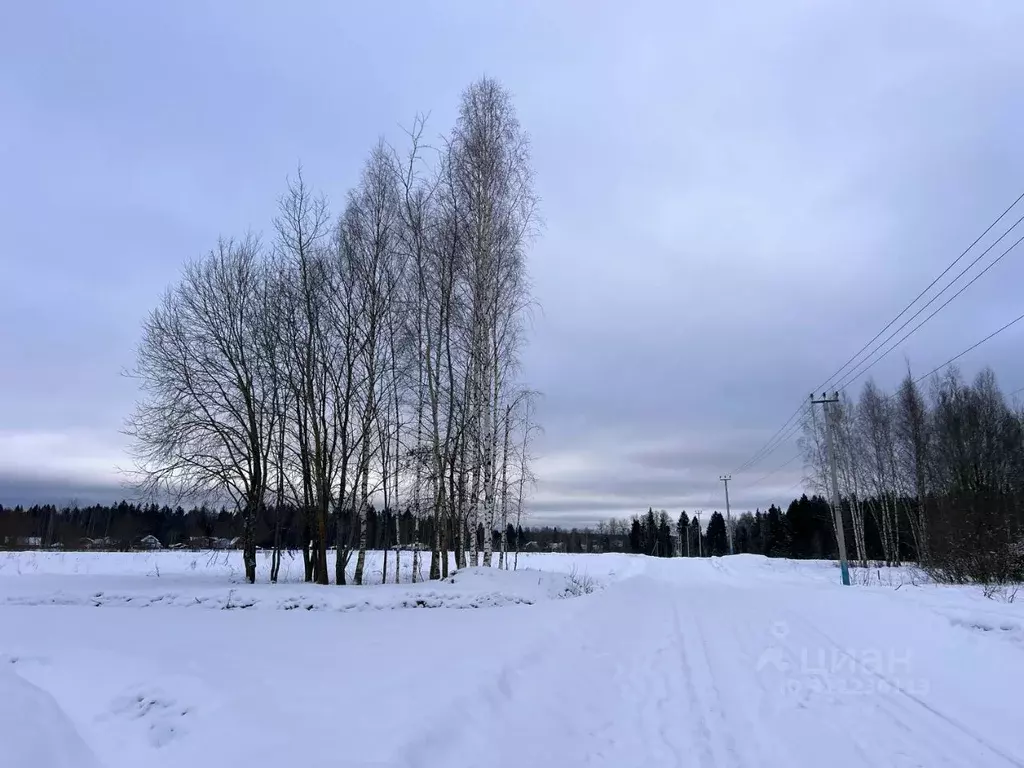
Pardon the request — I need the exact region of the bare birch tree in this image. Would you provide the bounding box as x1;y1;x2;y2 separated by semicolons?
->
894;369;931;563
834;393;868;565
449;77;538;568
274;169;335;584
128;235;275;583
129;79;542;586
342;142;402;585
857;380;901;565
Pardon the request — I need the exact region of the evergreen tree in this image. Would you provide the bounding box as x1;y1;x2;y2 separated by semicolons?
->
688;516;702;556
657;511;673;557
706;511;729;556
765;504;789;557
734;515;751;553
749;510;763;555
786;494;833;559
677;512;690;556
629;517;643;554
645;508;657;554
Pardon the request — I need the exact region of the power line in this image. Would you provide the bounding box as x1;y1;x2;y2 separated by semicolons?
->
732;402;807;474
732;189;1024;478
865;310;1024;408
745;452;801;489
747;416;807;471
811;190;1024;395
909;309;1024;386
838;229;1024;393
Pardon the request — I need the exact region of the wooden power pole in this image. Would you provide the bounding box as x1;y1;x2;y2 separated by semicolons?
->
811;392;850;586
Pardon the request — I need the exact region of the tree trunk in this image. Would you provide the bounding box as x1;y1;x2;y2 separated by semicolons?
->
355;510;368;585
315;494;329;585
468;464;481;567
394;512;402;585
440;510;450;579
498;403;512;569
302;518;313;582
270;508;282;584
242;499;257;584
411;515;421;583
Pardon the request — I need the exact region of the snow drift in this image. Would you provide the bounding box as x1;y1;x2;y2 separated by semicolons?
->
0;665;99;768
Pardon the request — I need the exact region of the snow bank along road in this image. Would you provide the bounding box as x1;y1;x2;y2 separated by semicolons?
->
2;552;1023;768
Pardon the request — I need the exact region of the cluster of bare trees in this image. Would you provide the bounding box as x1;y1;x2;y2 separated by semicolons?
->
127;78;540;584
802;366;1024;582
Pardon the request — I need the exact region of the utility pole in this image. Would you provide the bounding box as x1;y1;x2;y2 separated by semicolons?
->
720;475;734;555
811;392;850;586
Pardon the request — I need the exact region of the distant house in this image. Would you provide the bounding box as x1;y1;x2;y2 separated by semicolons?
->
15;536;42;549
80;537;116;551
138;535;164;550
523;541;540;552
545;542;565;553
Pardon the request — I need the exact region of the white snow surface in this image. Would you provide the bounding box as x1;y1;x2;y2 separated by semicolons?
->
2;551;1023;768
0;664;100;768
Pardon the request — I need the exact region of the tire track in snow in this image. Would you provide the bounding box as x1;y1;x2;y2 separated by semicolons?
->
680;588;807;768
395;596;597;768
763;605;1009;767
803;618;1024;768
670;599;718;767
647;625;690;767
398;579;682;768
789;604;982;766
692;607;746;767
400;559;1024;768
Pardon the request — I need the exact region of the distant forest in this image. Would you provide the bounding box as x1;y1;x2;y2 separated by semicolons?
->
6;363;1024;587
0;499;619;556
0;493;891;563
0;501;532;555
579;495;914;562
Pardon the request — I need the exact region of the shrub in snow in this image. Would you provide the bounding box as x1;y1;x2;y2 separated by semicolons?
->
565;564;597;597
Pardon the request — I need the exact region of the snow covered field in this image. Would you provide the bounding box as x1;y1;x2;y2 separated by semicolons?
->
2;552;1023;768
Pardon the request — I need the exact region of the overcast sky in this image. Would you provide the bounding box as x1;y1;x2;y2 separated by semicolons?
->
3;1;1024;526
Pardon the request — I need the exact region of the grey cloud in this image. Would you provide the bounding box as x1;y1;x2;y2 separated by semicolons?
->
4;1;1024;524
625;441;762;474
535;469;801;518
0;471;129;508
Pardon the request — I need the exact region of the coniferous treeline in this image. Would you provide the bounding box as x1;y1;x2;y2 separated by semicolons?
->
0;501;605;556
0;501;434;552
11;366;1021;584
605;500;911;560
0;491;963;564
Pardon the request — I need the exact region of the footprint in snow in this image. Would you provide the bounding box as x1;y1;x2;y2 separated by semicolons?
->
106;687;193;747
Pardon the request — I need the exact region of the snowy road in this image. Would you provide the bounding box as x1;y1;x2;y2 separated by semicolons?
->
2;553;1024;768
404;558;1024;768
